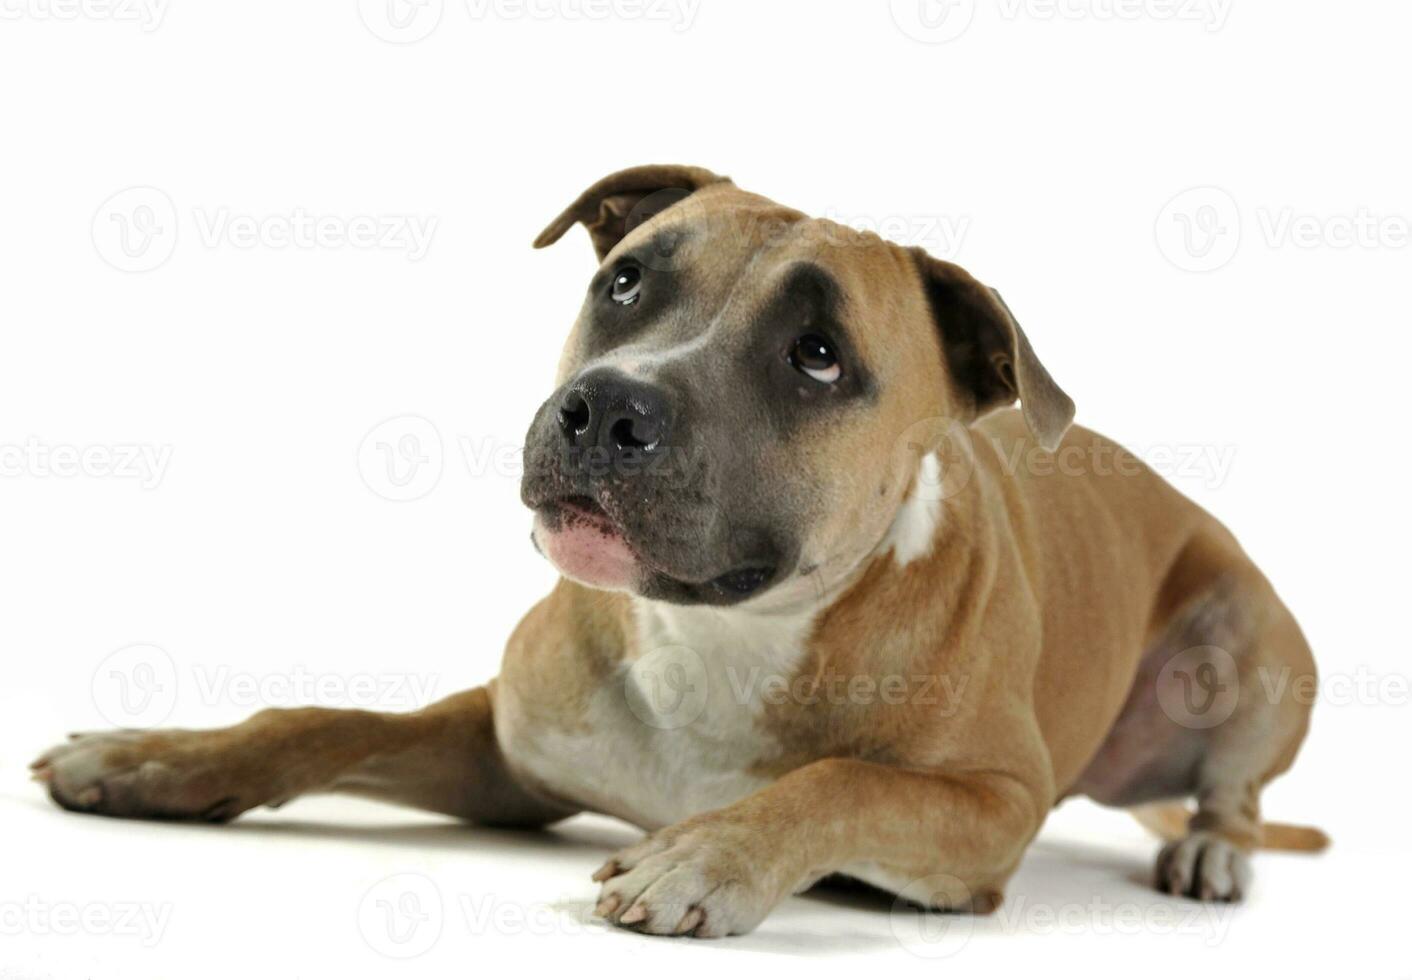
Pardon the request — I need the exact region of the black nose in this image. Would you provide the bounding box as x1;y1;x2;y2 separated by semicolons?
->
557;370;671;463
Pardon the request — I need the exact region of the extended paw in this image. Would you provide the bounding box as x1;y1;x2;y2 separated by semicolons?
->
1156;832;1252;901
591;817;787;938
31;729;261;822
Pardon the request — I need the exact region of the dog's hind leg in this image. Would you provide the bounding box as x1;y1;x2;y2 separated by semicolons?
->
1142;533;1324;900
31;684;574;827
1078;527;1325;900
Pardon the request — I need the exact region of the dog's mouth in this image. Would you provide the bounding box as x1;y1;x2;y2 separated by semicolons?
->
547;494;614;530
532;495;639;592
531;494;777;603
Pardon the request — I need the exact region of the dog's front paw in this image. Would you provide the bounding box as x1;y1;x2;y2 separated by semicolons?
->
31;729;264;822
591;816;790;938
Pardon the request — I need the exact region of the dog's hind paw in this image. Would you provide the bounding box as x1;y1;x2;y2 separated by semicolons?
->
1155;832;1252;902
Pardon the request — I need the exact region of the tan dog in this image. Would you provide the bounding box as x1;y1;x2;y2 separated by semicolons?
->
32;165;1326;939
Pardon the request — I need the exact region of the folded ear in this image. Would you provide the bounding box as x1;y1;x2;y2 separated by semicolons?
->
914;252;1075;452
533;164;730;260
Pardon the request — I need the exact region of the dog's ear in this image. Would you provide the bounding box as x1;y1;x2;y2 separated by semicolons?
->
914;251;1075;452
533;164;730;260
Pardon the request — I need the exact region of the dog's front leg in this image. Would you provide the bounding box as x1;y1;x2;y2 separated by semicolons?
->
32;685;572;827
593;757;1046;938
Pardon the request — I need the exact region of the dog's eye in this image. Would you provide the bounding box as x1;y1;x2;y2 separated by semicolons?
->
610;266;642;306
788;334;841;384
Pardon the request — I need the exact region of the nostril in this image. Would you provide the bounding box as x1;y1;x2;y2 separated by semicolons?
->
558;393;591;439
609;415;661;452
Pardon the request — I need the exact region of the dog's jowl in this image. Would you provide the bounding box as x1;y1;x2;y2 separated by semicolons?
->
33;165;1327;938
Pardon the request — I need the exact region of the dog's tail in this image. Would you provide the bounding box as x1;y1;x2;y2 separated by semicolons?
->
1131;802;1330;853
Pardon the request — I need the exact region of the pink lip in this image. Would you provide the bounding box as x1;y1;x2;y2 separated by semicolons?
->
536;499;639;591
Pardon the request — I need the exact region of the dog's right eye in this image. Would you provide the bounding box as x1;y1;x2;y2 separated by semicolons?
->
609;266;642;305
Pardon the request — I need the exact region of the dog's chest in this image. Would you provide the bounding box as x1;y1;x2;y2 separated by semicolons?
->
507;601;815;830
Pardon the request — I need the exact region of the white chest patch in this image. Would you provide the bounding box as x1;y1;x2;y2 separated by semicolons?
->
882;451;943;567
506;600;818;830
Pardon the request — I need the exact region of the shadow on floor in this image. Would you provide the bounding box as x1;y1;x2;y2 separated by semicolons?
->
7;791;1174;954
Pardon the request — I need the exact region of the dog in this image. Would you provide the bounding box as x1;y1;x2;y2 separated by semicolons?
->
32;165;1327;939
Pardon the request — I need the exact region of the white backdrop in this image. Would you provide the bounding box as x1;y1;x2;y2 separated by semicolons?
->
1;1;1407;977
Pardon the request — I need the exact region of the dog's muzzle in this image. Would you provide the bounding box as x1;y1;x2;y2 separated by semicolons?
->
521;369;782;604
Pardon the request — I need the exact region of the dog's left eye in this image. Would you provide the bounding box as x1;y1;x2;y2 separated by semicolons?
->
788;334;841;384
610;266;642;305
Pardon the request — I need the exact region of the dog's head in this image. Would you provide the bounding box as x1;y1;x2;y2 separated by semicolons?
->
521;165;1074;607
